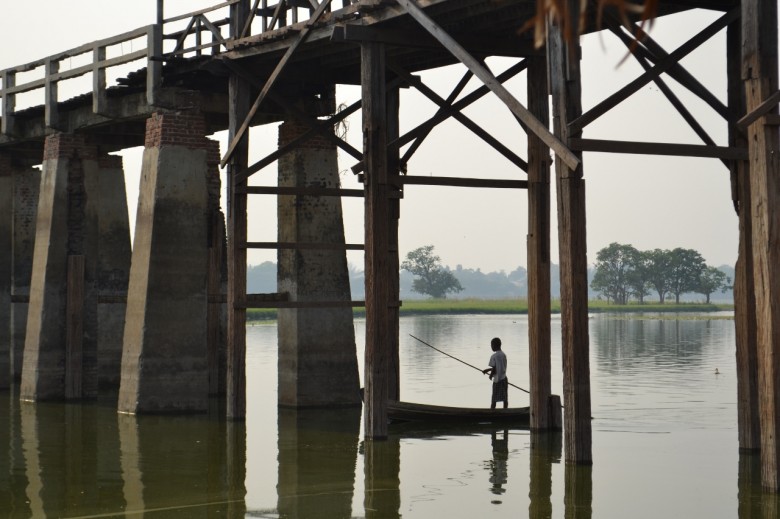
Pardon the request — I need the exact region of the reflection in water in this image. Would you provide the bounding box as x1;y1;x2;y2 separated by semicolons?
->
0;393;246;517
489;430;509;496
738;451;780;519
363;437;401;519
277;407;361;518
564;462;593;519
529;432;562;518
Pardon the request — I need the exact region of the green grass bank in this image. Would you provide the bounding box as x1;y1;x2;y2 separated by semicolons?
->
246;299;733;323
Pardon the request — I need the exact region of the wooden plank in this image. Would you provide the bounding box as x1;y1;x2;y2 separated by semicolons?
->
728;20;760;453
226;0;251;421
220;0;333;168
527;55;552;431
244;241;365;250
362;40;389;440
388;62;528;172
241;0;262;37
242;186;364;196
743;0;780;492
737;90;780;130
244;300;367;309
570;8;739;133
93;46;108;114
394;0;579;171
44;58;59;129
146;25;162;106
569;138;748;160
394;175;528;189
387;85;401;402
66;255;85;400
163;0;241;23
548;2;592;464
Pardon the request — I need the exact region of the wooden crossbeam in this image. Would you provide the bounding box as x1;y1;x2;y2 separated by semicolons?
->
241;0;263;37
352;60;528;174
243;241;365;250
393;175;528;189
607;22;728;169
243;300;366;309
220;0;333;168
737;90;780;131
394;0;579;171
569;138;748;160
570;8;739;133
605;14;731;122
240;186;365;197
388;62;528;172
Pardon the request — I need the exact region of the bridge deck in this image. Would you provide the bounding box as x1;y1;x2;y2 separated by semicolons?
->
0;0;736;164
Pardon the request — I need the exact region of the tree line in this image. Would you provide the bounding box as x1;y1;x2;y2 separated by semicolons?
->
590;242;731;304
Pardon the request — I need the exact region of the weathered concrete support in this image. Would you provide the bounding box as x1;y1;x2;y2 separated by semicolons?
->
205;144;227;397
742;0;780;491
277;118;361;407
362;41;390;439
226;0;251;420
118;112;213;414
0;155;11;389
728;20;760;452
96;155;131;389
527;55;553;431
21;134;100;401
548;3;592;463
11;165;41;382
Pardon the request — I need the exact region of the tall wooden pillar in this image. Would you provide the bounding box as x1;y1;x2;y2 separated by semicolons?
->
728;20;760;452
387;85;401;403
742;0;780;491
362;41;390;439
226;0;251;420
547;4;592;463
527;55;552;431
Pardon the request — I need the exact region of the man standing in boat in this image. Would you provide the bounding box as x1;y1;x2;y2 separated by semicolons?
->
482;337;508;409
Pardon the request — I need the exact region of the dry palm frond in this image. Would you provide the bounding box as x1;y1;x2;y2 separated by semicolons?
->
523;0;659;48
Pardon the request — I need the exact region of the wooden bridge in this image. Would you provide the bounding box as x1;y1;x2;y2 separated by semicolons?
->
1;0;780;493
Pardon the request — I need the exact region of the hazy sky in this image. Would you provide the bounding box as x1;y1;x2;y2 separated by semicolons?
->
0;2;739;273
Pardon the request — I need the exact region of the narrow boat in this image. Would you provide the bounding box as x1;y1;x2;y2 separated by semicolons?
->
386;400;530;425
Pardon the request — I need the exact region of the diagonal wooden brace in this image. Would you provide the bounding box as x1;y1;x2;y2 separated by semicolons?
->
394;0;579;171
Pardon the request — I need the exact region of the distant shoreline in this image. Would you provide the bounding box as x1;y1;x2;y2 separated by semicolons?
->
246;299;733;322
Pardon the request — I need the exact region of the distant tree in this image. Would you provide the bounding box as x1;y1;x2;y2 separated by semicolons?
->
401;245;463;299
590;242;639;304
696;266;731;304
627;250;652;304
646;248;673;303
667;248;706;303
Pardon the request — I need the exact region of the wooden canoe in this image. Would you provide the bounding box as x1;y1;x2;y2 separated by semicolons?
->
386;400;530;425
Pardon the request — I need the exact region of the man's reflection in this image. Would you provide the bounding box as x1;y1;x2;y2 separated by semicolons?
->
489;429;509;496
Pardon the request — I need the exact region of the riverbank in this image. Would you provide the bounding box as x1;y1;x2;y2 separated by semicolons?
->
246;299;733;322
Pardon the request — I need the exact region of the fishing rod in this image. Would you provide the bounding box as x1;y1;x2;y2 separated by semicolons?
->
408;334;530;394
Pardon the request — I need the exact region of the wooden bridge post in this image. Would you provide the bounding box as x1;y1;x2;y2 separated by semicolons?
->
742;0;780;492
728;19;760;452
387;85;401;403
362;40;390;439
547;2;592;464
226;0;251;420
527;55;552;431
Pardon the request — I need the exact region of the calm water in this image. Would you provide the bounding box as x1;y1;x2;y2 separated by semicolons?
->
1;313;775;518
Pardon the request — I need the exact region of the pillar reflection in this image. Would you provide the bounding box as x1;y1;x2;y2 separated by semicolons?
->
529;431;562;518
564;461;593;519
363;436;401;519
277;407;361;518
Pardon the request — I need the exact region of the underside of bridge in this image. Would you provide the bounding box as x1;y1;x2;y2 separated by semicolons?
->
1;0;779;492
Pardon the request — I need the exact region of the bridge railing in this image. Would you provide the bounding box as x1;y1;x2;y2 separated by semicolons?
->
0;24;160;136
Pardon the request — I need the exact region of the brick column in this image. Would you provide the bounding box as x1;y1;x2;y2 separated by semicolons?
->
21;134;100;401
97;154;131;389
118;111;213;413
277;118;360;407
11;163;41;382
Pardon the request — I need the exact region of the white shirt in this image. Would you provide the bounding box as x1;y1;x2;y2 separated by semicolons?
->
489;350;507;383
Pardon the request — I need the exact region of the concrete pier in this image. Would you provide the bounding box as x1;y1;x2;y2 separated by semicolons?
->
118;112;214;414
97;155;132;389
21;134;100;401
11;165;41;383
0;155;11;388
276;119;361;408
